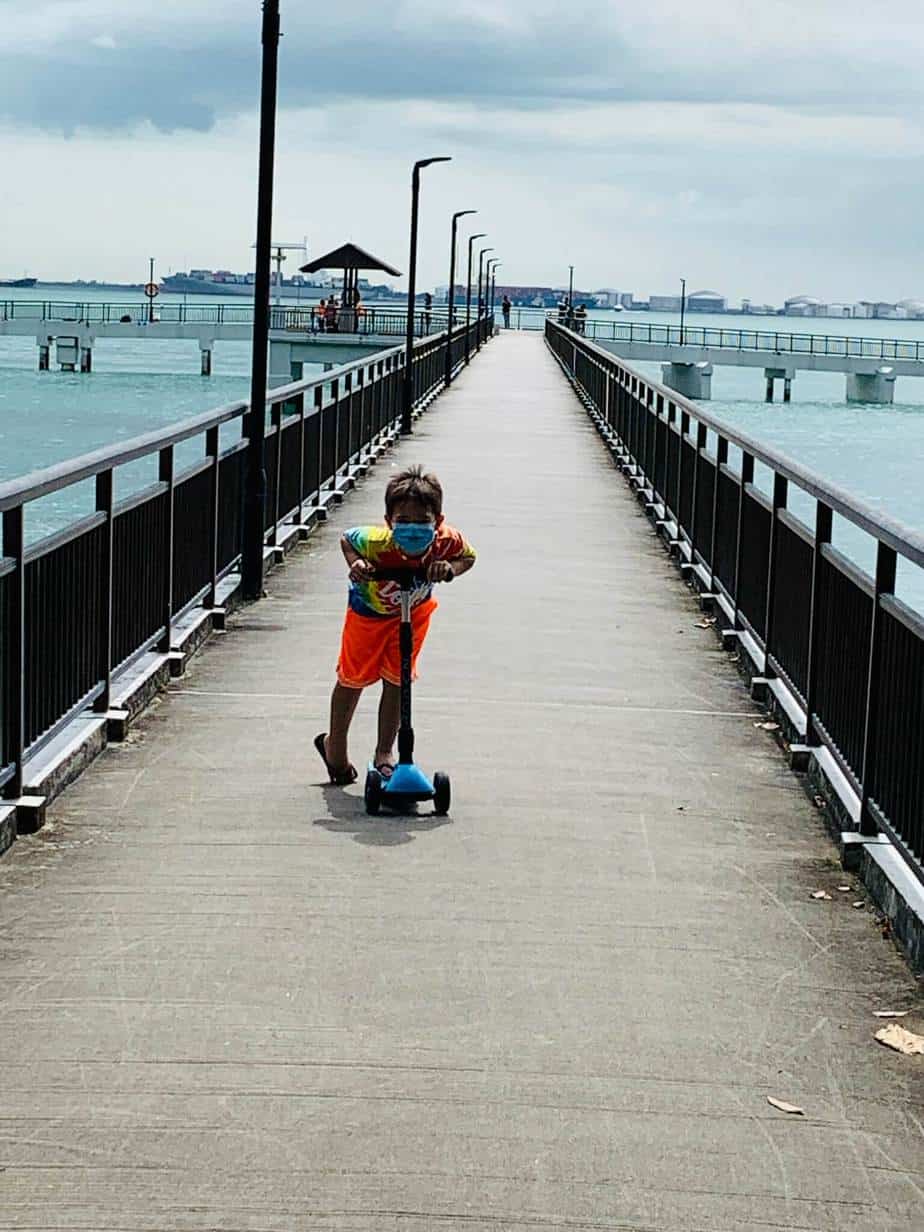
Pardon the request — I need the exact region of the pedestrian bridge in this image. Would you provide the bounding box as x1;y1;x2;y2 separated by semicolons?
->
2;322;924;1229
0;299;450;378
565;316;924;403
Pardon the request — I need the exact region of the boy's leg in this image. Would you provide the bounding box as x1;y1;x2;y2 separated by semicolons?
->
326;682;363;770
375;682;401;771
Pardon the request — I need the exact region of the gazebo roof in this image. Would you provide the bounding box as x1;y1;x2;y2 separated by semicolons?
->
300;243;401;277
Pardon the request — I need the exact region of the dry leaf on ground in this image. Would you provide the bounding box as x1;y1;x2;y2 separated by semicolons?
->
811;890;832;900
767;1097;805;1115
875;1024;924;1055
837;886;852;892
873;1010;909;1019
754;721;780;731
853;901;865;909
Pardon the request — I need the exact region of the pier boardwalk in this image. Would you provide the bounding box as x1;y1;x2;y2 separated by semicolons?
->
2;333;923;1230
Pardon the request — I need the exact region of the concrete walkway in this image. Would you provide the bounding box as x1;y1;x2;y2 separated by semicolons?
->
1;333;922;1230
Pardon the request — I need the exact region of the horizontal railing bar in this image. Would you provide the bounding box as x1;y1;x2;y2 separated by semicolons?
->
113;481;169;519
175;457;213;486
0;555;15;580
24;682;105;763
819;541;876;597
743;483;773;514
880;592;924;639
0;763;14;790
777;507;814;547
556;324;924;569
23;511;107;564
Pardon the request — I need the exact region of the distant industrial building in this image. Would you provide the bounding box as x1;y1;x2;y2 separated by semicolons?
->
649;294;682;312
592;288;634;308
686;289;727;312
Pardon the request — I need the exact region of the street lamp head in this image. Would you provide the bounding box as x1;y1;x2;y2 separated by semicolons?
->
469;232;486;243
453;209;477;221
479;246;494;257
416;156;452;170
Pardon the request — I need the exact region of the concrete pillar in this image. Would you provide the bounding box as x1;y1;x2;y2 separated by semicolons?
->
38;343;50;371
323;362;334;373
783;377;792;403
290;360;304;381
56;337;78;372
846;368;895;404
200;347;212;377
661;361;713;400
765;376;775;403
80;346;92;373
764;367;792;404
268;339;292;389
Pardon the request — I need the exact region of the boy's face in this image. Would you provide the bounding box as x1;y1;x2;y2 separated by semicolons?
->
386;498;441;529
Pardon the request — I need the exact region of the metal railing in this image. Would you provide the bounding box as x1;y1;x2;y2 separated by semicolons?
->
555;315;924;362
0;299;453;337
546;318;924;884
0;317;492;802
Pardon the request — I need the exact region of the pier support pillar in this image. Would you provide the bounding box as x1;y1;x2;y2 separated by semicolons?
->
846;368;895;404
80;346;92;374
290;360;304;381
323;362;334;373
38;343;50;372
764;367;793;404
56;337;78;372
268;339;292;389
661;361;712;400
200;347;212;377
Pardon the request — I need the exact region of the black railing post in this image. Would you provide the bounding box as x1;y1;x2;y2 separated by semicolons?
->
93;470;114;714
804;501;833;746
270;403;283;543
343;372;354;475
241;0;281;600
294;392;306;522
709;436;728;594
313;386;324;502
689;423;707;560
205;426;220;607
763;473;788;667
329;378;340;492
859;542;898;836
2;507;24;800
732;452;754;629
158;446;175;653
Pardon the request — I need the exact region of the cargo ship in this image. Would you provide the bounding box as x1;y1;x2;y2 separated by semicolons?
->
0;276;37;288
162;270;332;298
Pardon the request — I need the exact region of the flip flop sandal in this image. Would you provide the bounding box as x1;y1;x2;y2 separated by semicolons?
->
374;762;396;780
314;733;357;786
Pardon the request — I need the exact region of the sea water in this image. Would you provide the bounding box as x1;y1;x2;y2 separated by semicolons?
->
2;287;922;609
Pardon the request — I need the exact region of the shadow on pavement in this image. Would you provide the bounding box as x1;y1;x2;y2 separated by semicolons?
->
313;782;451;847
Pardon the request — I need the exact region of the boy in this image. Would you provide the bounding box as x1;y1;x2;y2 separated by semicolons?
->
315;466;476;785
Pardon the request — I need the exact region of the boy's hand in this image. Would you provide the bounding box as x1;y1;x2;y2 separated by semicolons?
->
349;558;375;583
427;560;454;583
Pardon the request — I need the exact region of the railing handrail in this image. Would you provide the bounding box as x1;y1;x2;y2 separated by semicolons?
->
546;312;924;361
548;320;924;570
0;330;453;514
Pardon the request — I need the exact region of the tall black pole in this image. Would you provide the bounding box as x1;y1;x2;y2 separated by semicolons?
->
568;264;574;306
464;232;485;365
445;209;476;388
241;0;281;601
476;247;493;347
148;256;155;324
680;277;687;345
402;156;451;434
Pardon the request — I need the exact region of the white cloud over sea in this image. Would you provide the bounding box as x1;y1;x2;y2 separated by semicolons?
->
1;1;923;301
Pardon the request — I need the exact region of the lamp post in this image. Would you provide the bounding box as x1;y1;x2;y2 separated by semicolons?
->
489;261;502;314
484;258;498;317
476;247;493;320
242;0;281;601
679;277;687;345
445;209;476;388
147;256;156;324
464;232;485;364
402;155;451;434
568;264;574;313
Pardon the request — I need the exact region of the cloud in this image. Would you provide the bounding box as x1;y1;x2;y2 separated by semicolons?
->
2;1;924;133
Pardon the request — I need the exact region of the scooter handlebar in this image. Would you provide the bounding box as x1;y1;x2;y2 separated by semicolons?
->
369;567;452;585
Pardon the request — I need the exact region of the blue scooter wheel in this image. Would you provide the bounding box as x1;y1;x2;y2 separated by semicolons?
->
433;772;451;816
364;769;383;816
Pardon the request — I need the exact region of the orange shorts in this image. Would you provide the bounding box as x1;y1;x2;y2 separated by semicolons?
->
336;598;438;688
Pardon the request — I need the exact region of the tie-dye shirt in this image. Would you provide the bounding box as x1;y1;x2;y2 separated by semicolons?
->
345;523;476;618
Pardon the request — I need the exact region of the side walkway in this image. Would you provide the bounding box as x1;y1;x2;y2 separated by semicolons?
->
1;333;922;1230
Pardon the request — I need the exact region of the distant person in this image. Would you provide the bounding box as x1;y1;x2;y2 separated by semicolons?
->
324;297;339;333
423;291;432;331
501;295;511;329
558;299;568;325
575;302;587;334
317;298;327;332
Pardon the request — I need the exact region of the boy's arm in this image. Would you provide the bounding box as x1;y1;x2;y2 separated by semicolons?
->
428;529;476;582
341;532;375;581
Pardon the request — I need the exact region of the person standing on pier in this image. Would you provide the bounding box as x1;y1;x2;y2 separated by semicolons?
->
502;295;512;329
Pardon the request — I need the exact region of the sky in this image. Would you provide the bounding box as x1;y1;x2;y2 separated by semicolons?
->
2;1;924;303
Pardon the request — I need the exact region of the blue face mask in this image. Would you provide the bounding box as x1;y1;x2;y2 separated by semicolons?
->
391;521;436;556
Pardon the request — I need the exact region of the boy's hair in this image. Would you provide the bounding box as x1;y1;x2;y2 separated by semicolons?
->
385;465;443;518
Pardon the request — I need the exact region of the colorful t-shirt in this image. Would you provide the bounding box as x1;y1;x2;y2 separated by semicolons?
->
345;523;476;618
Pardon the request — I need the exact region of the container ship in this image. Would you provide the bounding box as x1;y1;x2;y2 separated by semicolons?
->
0;276;37;288
162;270;331;298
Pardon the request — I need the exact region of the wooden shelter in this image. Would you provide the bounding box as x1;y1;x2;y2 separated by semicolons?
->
301;243;401;332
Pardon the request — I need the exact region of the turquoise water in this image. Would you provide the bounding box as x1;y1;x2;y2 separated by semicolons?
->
2;287;923;609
